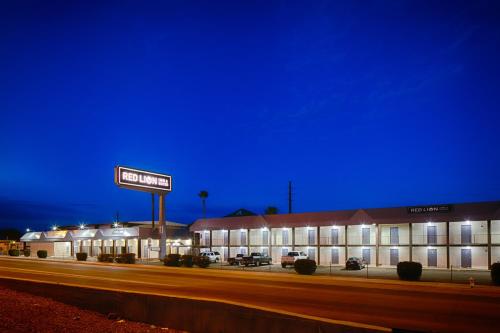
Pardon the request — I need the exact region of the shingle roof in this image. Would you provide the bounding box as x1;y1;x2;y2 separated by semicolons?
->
189;200;500;231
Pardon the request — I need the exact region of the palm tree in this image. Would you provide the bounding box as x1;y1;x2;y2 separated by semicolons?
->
264;206;278;215
198;190;209;218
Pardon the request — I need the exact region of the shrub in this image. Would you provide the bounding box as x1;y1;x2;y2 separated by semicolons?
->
8;249;20;256
397;261;423;281
37;250;48;258
194;255;210;268
115;253;135;264
76;252;88;261
164;254;182;267
23;249;31;257
491;262;500;286
294;259;317;275
181;255;194;267
98;254;114;262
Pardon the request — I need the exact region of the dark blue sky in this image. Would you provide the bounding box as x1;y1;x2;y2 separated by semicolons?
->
1;1;500;230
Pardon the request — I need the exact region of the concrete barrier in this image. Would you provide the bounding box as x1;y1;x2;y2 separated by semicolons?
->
0;277;389;333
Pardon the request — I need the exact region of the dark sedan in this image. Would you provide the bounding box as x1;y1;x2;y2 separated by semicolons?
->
345;257;365;270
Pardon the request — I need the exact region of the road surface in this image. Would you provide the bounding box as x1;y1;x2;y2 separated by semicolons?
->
0;257;498;332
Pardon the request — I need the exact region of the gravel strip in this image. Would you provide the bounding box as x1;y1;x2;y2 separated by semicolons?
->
0;286;187;332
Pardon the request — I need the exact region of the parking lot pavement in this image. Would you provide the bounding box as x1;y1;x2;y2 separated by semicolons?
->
207;262;493;285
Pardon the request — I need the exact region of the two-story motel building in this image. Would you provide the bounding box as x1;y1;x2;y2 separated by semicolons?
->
190;201;500;269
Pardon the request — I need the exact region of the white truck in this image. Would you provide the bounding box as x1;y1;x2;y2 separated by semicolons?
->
281;251;308;268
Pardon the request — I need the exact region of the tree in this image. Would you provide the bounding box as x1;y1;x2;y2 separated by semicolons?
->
264;206;278;215
0;228;22;240
198;190;209;218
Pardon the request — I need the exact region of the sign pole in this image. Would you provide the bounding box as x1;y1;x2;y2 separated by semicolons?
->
159;193;167;259
151;193;155;229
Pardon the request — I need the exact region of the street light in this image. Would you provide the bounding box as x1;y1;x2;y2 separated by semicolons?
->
79;223;86;230
26;228;30;232
51;225;58;231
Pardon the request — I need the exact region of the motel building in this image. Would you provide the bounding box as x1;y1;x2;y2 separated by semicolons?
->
20;221;192;260
190;201;500;270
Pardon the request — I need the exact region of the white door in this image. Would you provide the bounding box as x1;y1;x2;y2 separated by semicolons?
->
54;242;71;257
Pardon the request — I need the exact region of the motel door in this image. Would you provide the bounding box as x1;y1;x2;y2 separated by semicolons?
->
390;248;399;266
281;248;289;256
461;225;472;244
461;248;472;268
362;248;371;264
362;228;370;245
282;230;289;245
331;248;339;264
390;227;399;245
307;248;316;261
240;231;247;245
308;229;315;245
223;247;228;262
331;228;339;245
262;230;269;245
427;249;437;267
427;226;437;244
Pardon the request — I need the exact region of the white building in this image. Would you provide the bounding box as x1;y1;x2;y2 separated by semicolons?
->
190;201;500;270
20;221;191;259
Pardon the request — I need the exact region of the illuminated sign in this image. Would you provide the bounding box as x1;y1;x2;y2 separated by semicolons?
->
407;205;452;214
115;166;172;193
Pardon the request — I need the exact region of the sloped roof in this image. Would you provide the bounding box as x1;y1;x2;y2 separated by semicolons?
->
42;230;73;241
20;232;42;241
189;201;500;231
225;208;257;217
70;229;98;239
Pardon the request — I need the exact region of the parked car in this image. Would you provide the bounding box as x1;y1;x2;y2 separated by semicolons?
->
281;251;308;268
228;253;245;266
200;251;221;263
241;252;272;267
345;257;365;270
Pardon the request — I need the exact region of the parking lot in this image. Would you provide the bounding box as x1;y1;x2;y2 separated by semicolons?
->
206;261;493;285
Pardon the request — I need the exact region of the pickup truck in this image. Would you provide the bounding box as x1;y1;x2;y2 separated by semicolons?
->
241;252;272;267
227;253;244;266
281;251;308;268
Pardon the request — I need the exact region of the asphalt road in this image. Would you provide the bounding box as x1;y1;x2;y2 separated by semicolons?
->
0;257;499;333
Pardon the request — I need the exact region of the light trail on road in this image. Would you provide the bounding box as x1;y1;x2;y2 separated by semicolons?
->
0;257;498;333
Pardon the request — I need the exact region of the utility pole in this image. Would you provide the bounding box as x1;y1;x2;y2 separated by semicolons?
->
115;211;120;223
288;181;293;214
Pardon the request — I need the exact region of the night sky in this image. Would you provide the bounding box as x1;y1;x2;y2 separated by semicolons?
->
1;1;500;231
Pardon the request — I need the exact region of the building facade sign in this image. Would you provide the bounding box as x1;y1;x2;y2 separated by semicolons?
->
407;205;453;214
114;166;172;193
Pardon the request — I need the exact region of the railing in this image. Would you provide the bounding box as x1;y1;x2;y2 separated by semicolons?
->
379;235;409;245
319;237;344;246
412;235;447;245
211;238;228;246
271;240;293;246
492;233;500;244
449;234;488;244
